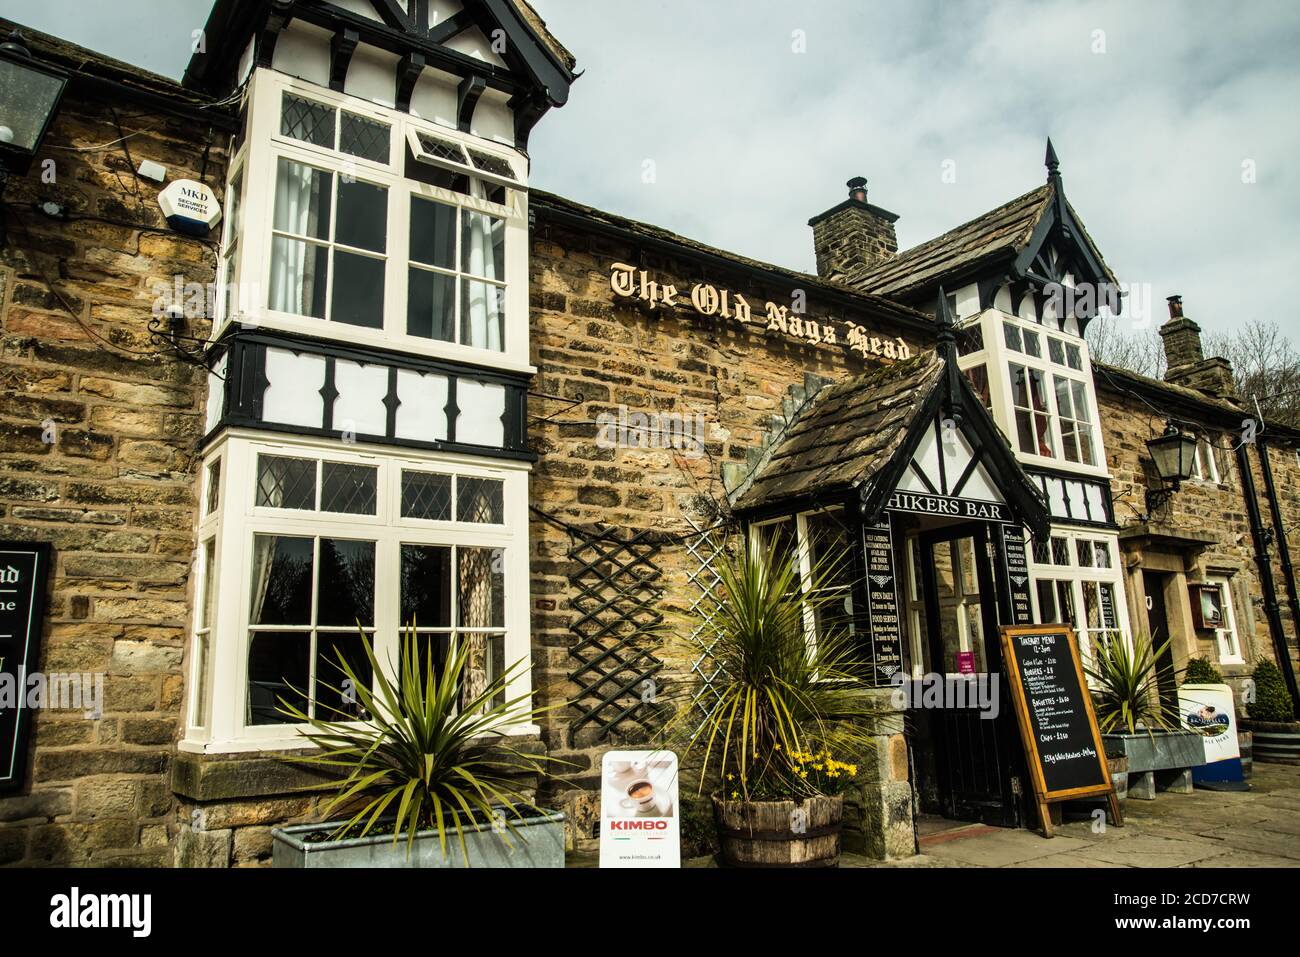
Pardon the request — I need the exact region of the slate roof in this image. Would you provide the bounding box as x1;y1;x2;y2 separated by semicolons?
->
839;186;1054;295
733;351;943;511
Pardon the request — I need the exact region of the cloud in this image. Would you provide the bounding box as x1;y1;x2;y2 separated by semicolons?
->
529;0;1300;335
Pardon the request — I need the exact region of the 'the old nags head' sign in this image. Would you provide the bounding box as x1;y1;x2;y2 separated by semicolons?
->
608;263;912;361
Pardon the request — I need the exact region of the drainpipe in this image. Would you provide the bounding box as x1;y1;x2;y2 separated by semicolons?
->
1259;436;1300;665
1236;442;1300;709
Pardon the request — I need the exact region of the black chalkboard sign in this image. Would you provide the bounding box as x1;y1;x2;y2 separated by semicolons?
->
0;542;52;794
999;624;1122;836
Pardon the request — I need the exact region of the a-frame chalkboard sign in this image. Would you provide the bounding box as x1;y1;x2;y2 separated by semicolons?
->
999;624;1123;837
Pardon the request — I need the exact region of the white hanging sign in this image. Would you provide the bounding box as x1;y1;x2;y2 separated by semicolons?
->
599;749;680;868
158;179;222;236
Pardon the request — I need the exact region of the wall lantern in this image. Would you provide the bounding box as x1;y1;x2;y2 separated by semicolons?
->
0;31;68;179
1144;424;1198;513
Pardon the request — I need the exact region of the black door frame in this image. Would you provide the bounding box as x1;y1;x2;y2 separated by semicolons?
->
914;520;1024;826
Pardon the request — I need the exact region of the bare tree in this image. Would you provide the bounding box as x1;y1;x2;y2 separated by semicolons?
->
1086;314;1165;379
1204;320;1300;429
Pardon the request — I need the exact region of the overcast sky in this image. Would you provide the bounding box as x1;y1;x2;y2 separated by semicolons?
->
3;0;1297;338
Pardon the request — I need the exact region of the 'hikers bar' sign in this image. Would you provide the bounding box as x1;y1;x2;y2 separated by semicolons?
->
0;542;52;794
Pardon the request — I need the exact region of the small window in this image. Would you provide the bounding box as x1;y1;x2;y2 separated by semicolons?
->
280;92;391;166
402;471;453;521
1022;328;1042;359
257;455;318;510
1003;322;1023;353
321;462;378;515
955;323;984;356
1048;337;1066;365
408;128;519;188
281;93;335;148
1065;343;1083;370
1190;438;1219;483
1203;577;1243;663
963;364;992;410
205;458;222;516
458;476;504;524
257;454;377;515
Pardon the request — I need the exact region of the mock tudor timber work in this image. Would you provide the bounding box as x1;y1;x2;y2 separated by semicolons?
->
0;3;1298;867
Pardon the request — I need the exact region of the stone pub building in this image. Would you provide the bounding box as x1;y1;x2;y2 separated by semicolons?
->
0;1;1297;865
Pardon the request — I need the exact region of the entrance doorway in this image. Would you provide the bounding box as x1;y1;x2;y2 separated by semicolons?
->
906;521;1025;827
1143;571;1178;711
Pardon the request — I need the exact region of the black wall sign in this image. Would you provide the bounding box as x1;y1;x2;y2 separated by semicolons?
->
862;519;903;686
1000;525;1034;625
999;625;1121;836
0;542;52;794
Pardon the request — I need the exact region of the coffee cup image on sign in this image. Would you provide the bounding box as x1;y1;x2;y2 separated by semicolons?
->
603;757;676;819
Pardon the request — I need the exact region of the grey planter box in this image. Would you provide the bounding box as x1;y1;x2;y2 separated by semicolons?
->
1102;731;1205;801
272;810;566;868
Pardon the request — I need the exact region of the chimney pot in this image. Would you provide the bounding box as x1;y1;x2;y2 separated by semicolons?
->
847;176;868;202
1167;294;1183;319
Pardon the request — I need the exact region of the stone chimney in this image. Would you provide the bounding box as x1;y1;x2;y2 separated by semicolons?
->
809;177;899;281
1159;295;1237;398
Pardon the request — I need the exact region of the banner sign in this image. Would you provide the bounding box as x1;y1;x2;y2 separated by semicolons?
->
1;542;52;794
1180;683;1244;783
1000;525;1034;625
862;519;903;686
599;750;680;868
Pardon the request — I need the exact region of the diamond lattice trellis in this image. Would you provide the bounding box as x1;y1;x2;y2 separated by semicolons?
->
565;525;666;746
683;516;729;735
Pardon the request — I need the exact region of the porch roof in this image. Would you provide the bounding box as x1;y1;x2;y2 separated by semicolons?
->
732;352;942;511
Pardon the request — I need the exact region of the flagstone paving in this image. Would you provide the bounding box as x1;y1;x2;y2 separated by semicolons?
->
568;763;1300;868
856;763;1300;868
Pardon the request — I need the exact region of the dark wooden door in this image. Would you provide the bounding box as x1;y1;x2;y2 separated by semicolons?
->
916;523;1023;827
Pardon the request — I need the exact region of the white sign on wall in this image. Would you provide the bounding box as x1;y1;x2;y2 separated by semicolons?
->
158;179;222;236
599;750;680;868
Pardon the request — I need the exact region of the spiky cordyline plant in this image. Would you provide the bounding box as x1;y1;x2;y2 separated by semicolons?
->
666;532;884;800
279;626;564;864
1084;632;1182;734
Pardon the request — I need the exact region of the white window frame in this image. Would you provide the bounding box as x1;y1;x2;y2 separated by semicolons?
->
1027;527;1130;663
215;69;532;375
957;308;1108;478
1205;575;1244;664
180;430;534;753
749;508;857;658
1188;436;1220;484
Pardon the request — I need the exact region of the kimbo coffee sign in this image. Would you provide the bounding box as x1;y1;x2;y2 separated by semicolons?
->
599;750;680;867
0;542;52;794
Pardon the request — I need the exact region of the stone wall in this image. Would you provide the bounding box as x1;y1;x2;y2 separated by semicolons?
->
526;210;913;851
1095;381;1300;697
0;92;225;865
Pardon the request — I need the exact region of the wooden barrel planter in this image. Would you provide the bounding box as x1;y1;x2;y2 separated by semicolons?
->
712;795;842;868
1239;731;1253;778
1247;722;1300;765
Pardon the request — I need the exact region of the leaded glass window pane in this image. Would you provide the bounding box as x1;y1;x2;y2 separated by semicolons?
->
281;93;335;148
256;455;317;510
340;111;390;164
457;476;504;523
402;471;452;521
321;462;377;515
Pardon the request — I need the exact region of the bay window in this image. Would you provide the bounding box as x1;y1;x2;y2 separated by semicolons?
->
217;72;530;372
183;434;532;752
1029;529;1127;659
